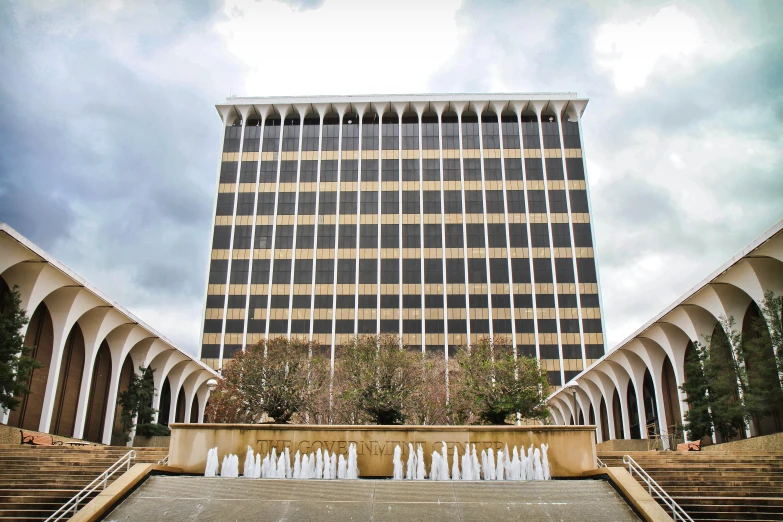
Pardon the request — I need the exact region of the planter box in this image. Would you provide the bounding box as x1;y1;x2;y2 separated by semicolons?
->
169;423;596;477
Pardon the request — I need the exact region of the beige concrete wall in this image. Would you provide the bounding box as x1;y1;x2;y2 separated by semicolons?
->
701;432;783;453
596;439;651;452
170;424;597;477
132;435;171;448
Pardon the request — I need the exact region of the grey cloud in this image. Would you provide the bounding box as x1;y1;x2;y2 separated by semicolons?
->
273;0;326;13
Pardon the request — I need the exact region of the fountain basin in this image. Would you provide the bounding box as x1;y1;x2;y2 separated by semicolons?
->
169;423;596;477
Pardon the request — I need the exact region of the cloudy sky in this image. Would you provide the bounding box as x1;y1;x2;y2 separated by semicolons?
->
1;0;781;356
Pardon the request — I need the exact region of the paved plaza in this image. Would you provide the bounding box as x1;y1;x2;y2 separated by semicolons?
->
105;476;640;521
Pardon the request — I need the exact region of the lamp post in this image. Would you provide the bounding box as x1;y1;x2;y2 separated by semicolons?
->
207;378;218;393
567;381;579;426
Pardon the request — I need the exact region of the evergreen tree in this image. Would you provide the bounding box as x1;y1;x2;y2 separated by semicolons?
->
680;342;712;441
117;366;157;441
0;285;41;411
703;324;746;440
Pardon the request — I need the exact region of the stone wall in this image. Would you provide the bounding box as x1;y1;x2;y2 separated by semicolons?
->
702;432;783;453
169;423;598;477
132;436;171;448
596;439;652;452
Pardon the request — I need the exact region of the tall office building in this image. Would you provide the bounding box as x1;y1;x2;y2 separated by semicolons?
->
199;94;605;389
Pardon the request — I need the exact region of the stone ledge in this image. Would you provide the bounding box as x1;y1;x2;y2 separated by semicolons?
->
583;467;672;522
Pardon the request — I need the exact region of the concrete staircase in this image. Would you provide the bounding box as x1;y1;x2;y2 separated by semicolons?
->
598;451;783;522
0;444;169;521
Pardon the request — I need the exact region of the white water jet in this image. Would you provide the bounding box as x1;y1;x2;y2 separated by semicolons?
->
495;450;505;480
220;454;239;478
541;443;551;480
519;447;528;481
331;450;338;479
405;443;416;480
254;453;261;478
533;447;544;481
439;442;450;480
204;447;219;477
392;445;403;480
293;451;302;479
461;448;472;480
326;451;335;479
243;447;254;478
451;445;460;480
416;444;426;480
285;448;292;478
301;454;310;479
510;447;521;480
480;450;488;480
526;445;535;480
277;453;287;478
316;448;324;479
471;445;481;480
309;452;316;478
270;448;278;477
487;448;496;480
347;443;359;479
430;452;440;480
337;454;347;479
503;444;512;480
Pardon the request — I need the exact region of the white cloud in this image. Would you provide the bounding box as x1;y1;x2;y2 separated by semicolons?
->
217;0;462;96
595;5;704;91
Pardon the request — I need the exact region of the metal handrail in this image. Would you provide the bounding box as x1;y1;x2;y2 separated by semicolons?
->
623;454;693;522
158;454;169;465
45;450;137;521
596;457;607;468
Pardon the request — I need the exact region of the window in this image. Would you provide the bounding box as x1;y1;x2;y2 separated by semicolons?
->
358;294;376;308
485;190;504;213
294;258;312;284
443;191;462;214
423;224;442;249
402;191;420;214
562;121;581;148
536;293;555;308
342;119;359;151
403;294;421;308
275;225;294;249
318;191;336;215
446;258;465;284
566;158;584;180
299;160;318;182
487;224;506;248
302;121;319;151
381;259;399;284
506;190;525;212
468;258;487;284
336;295;354;308
338;224;356;249
527;190;546;213
501;116;520;149
464;190;483;213
462;116;479;149
489;258;508;283
533;258;552;283
315;258;334;284
511;258;530;283
256;192;275;215
317;224;335;249
422;118;439;150
483;158;502;180
272;259;291;284
581;293;600;308
570;190;589;213
504;157;523;180
551;223;571;247
424;259;443;284
381;159;399;181
361;161;378;182
548;190;567;213
360;191;378;214
525;158;543;180
466;224;485;248
482;114;500;149
296;225;314;249
233;225;252;249
545;158;564;180
262;119;281;152
337;259;356;284
445;224;464;248
216;193;234;216
403;259;421;284
340;191;357;214
220;161;238;183
463;159;481;180
382;118;399;150
277;192;296;215
280;161;297;183
360;224;378;249
443;159;460;181
530;223;549;248
447;294;466;308
223;125;241;153
558;294;578;307
359;259;377;284
211;226;231;249
381;295;399;308
423;159;440;181
425;294;444;308
236;193;255;215
401;118;419;150
259;161;277;183
514;293;532;308
573;223;593;247
321;160;338;182
423;191;441;214
402;224;420;248
402;159;419;181
442;118;459;149
541;120;561;149
251;259;270;284
381;224;399;248
297;192;316;215
229;259;248;284
239;154;256;178
577;258;597;283
281;118;300;151
381;191;399;214
508;224;528;248
403;319;422;333
362;117;379;150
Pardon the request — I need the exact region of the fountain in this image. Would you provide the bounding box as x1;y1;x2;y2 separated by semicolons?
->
347;443;359;479
495;449;505;480
430;452;441;480
452;445;460;480
541;443;551;480
337;454;347;479
204;447;219;477
220;454;239;477
415;444;426;480
392;445;403;480
461;446;472;480
316;448;324;479
293;451;301;479
486;448;496;480
243;446;254;478
533;447;544;480
405;443;416;480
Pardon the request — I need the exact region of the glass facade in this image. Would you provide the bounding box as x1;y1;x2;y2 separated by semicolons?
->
201;96;604;392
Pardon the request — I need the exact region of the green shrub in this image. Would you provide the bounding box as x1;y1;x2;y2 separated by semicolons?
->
135;423;170;437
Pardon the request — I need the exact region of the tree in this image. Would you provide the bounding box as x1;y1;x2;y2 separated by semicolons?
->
451;338;549;425
759;291;783;380
117;366;157;442
0;285;41;411
680;342;713;441
205;337;329;424
403;351;449;425
333;335;421;425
